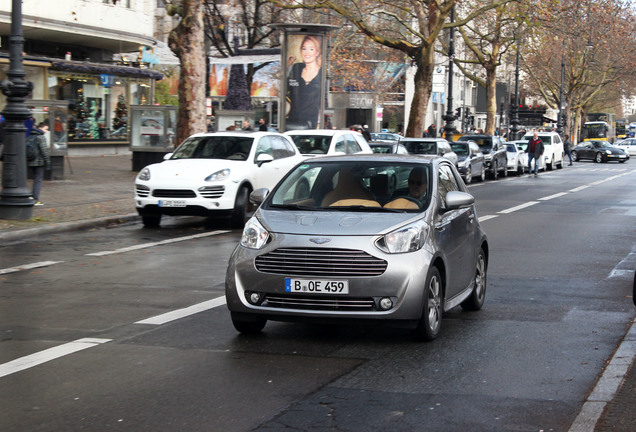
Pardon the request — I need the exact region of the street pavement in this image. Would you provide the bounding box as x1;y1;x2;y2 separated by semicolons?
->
0;154;634;432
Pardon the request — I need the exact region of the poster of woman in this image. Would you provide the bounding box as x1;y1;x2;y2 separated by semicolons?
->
285;34;323;130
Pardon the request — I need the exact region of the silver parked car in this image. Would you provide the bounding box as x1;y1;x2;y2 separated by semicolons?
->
225;155;489;341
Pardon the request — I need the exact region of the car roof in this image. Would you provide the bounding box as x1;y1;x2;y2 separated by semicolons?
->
399;137;447;142
191;131;280;138
283;129;363;136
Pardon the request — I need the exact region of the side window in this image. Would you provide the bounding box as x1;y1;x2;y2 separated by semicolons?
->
271;136;295;159
334;136;346;153
346;135;362;154
437;164;460;208
255;136;273;160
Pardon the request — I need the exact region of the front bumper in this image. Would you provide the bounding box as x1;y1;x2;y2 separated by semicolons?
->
135;181;238;215
225;233;433;324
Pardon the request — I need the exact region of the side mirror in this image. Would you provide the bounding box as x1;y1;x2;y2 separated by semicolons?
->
444;191;475;210
163;153;173;160
256;153;274;167
250;188;269;205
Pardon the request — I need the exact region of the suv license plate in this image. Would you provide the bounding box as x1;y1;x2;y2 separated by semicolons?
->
285;278;349;294
159;200;187;207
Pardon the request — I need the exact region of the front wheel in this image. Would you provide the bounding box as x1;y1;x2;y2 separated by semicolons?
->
490;161;498;180
231;186;251;228
501;160;508;177
464;166;472;185
478;165;486;182
572;150;578;162
231;312;267;334
413;267;442;341
595;152;604;163
461;248;487;311
142;214;161;228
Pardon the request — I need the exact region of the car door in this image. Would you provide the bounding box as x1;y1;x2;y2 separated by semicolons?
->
433;163;477;299
579;142;593;159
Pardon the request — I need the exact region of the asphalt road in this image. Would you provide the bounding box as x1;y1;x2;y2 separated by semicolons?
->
1;162;635;431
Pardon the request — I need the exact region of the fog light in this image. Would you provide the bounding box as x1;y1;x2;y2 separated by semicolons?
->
246;291;263;305
379;297;394;310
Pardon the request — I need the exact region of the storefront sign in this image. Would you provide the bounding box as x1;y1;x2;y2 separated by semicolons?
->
100;74;115;88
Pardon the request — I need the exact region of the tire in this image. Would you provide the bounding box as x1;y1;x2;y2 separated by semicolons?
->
572;150;578;162
517;162;524;176
142;214;161;228
461;248;487;311
464;166;472;185
231;186;250;228
414;266;443;341
231;312;267;334
501;160;508;177
547;157;554;170
595;152;603;163
478;165;486;182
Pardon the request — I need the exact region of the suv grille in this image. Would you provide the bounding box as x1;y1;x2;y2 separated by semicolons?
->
255;248;387;277
153;189;196;198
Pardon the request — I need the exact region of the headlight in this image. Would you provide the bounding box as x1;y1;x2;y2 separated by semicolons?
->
137;167;151;181
240;217;270;249
205;169;230;182
605;150;612;155
376;221;428;254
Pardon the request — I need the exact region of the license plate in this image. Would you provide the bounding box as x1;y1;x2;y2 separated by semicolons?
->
159;200;187;207
285;278;349;294
619;155;626;158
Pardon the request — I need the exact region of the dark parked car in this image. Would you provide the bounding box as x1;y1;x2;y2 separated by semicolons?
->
450;141;485;184
399;137;458;166
572;140;630;163
456;134;508;179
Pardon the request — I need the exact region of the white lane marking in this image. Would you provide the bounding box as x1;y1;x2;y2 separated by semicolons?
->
569;185;590;192
135;296;227;325
86;230;231;256
478;215;499;222
498;201;539;214
539;192;568;201
0;338;111;378
0;261;64;275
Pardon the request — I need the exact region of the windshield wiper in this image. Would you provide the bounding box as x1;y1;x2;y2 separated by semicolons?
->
268;203;316;210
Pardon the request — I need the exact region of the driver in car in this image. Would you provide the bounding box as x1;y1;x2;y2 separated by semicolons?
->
385;167;428;209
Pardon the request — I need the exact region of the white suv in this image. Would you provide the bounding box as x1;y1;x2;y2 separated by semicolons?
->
135;131;304;228
284;129;373;157
521;131;565;170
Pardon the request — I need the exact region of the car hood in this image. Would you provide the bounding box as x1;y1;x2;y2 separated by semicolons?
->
257;209;424;236
144;159;244;180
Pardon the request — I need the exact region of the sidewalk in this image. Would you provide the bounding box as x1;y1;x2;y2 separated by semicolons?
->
0;154;635;432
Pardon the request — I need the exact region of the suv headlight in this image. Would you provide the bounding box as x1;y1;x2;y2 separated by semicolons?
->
205;169;230;182
241;217;270;249
137;167;151;181
376;221;428;254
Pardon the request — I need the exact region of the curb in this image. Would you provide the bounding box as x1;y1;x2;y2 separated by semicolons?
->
0;213;139;242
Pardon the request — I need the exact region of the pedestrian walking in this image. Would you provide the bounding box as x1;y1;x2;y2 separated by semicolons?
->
206;117;215;133
527;131;544;176
258;118;267;131
564;134;573;165
28;122;51;205
242;120;254;131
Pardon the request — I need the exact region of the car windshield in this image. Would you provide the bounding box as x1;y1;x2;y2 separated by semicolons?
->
370;144;394;154
289;135;331;154
460;136;492;153
402;141;436;154
268;160;431;212
450;143;468;155
592;141;613;148
170;136;253;161
506;144;517;152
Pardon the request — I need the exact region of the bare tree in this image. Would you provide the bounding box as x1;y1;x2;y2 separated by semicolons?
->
269;0;513;137
166;0;206;146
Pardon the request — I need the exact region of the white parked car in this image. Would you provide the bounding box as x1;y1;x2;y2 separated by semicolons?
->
505;142;526;175
614;138;636;156
134;131;304;228
510;139;544;172
521;131;564;170
284;129;373;157
399;137;459;166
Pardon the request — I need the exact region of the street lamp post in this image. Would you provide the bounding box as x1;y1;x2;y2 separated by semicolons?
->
0;0;34;220
443;7;456;140
509;46;521;141
556;48;565;137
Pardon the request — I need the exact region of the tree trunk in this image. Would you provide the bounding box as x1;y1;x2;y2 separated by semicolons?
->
168;0;206;147
405;47;435;138
485;64;497;134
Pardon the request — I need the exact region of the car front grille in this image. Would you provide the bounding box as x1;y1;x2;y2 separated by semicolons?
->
152;189;197;198
255;248;388;277
264;293;376;311
198;185;225;199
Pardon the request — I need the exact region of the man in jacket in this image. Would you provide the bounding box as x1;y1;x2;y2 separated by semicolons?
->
28;122;51;205
527;131;544;176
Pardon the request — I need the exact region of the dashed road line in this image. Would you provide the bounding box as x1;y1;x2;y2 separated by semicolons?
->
539;192;569;201
498;201;539;214
0;261;64;275
86;230;231;257
135;296;227;325
0;338;111;378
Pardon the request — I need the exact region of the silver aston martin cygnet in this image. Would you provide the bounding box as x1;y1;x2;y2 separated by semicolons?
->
225;154;489;341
